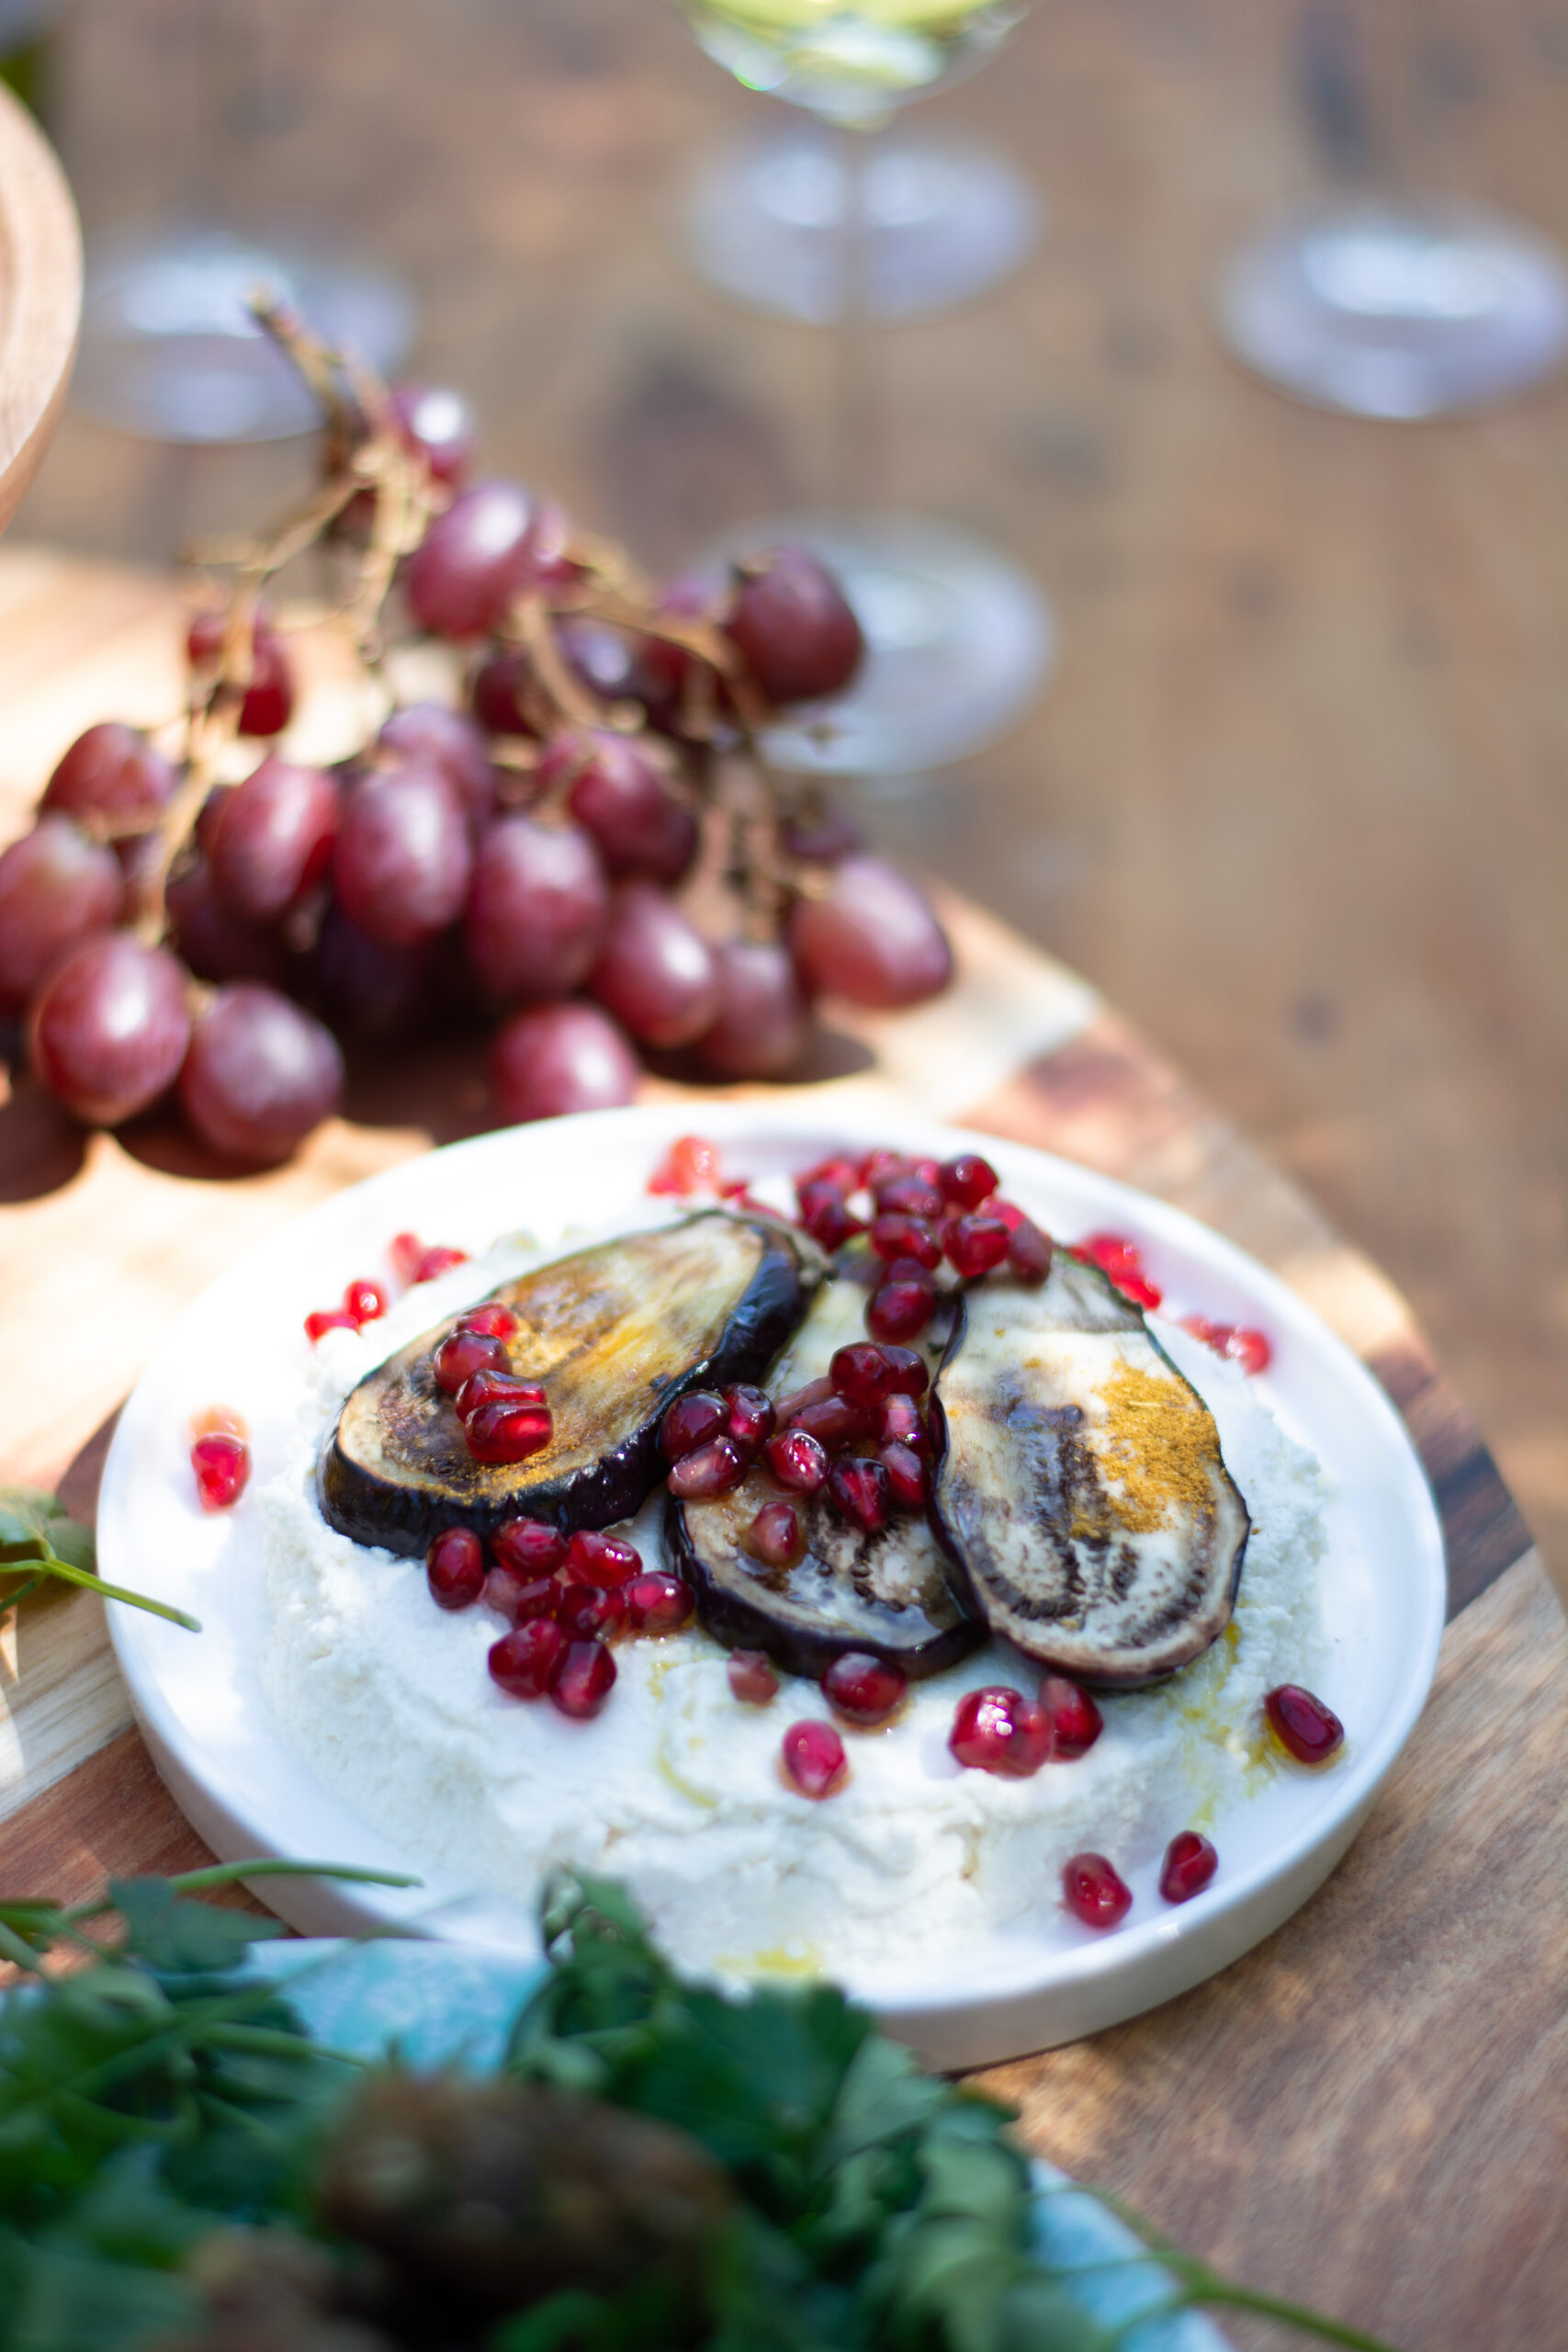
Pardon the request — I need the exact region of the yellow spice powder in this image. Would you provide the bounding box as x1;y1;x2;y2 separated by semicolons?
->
1078;1359;1220;1535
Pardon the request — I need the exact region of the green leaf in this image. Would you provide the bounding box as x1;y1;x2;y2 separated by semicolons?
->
109;1880;285;1979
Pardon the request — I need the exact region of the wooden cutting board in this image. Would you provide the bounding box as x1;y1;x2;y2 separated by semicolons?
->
0;548;1562;2352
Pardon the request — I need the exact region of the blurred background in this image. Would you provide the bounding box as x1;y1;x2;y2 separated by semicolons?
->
7;0;1567;1583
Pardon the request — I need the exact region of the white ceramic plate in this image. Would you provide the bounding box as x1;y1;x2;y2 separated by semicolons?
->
100;1102;1447;2070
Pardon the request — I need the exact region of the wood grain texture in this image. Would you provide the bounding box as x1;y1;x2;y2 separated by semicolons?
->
0;83;79;538
979;1551;1568;2352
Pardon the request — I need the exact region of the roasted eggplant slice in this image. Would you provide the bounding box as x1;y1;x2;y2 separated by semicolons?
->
319;1212;821;1554
931;1255;1249;1687
668;1274;981;1679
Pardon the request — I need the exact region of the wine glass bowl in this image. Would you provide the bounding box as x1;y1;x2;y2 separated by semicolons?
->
676;0;1028;130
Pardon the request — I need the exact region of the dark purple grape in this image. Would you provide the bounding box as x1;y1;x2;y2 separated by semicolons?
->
207;757;339;923
28;934;191;1125
178;983;344;1162
724;548;863;705
789;855;952;1008
404;481;548;639
491;1001;639;1124
0;817;124;1009
470;648;540;738
311;902;437;1040
333;765;473;945
555;617;654;708
389;382;476;489
696;938;812;1078
782;802;863;865
378;702;496;833
538;728;697;885
166;857;296;989
40;722;176;835
464;813;608;1003
587;882;719;1049
636;575;715;705
187;610;295;738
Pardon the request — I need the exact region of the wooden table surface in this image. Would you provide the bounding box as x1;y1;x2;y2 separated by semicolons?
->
1;553;1564;2351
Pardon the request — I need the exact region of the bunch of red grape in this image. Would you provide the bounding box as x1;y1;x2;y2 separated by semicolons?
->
0;318;953;1167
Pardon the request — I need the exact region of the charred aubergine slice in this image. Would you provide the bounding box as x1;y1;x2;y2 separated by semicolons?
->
931;1254;1249;1687
668;1273;981;1679
319;1212;821;1555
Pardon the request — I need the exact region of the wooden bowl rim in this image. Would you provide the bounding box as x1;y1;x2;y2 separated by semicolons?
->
0;79;81;537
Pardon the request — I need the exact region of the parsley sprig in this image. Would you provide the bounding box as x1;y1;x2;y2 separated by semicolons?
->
0;1486;200;1633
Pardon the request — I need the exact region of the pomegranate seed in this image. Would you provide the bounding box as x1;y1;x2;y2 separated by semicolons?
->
344;1278;388;1326
465;1400;553;1464
433;1327;510;1395
986;1197;1025;1231
829;1341;903;1408
876;1345;929;1397
558;1582;626;1641
944;1215;1010;1281
797;1183;864;1251
744;1499;805;1568
489;1618;565;1698
874;1394;930;1454
867;1275;933;1343
1264;1683;1345;1765
389;1230;425;1284
937;1152;998;1210
625;1572;694;1634
1007;1216;1053;1285
1079;1231;1161;1311
668;1436;747;1498
879;1442;929;1510
728;1650;779;1704
190;1402;246;1440
949;1688;1053;1776
724;1384;775;1455
870;1213;941;1270
828;1455;890;1535
647;1133;724;1195
1063;1853;1133;1929
763;1427;829;1492
775;1374;834;1421
1159;1830;1218;1904
191;1431;250;1511
491;1517;566;1577
786;1396;870;1452
454;1369;547;1422
457;1302;519;1340
550;1636;616;1719
486;1566;559;1623
565;1528;640;1586
821;1651;907;1726
781;1718;848;1799
305;1307;357;1341
1039;1673;1103;1759
415;1244;469;1283
796;1154;859;1197
858;1148;910;1191
661;1389;728;1463
875;1171;944;1219
426;1527;485;1610
1223;1325;1272;1376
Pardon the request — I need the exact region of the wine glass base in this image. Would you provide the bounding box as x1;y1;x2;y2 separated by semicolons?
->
73;227;417;442
705;514;1053;775
1217;198;1568;419
682;128;1041;323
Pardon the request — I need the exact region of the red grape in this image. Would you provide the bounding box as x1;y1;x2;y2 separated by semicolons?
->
724;548;863;705
464;813;609;1003
40;722;176;835
696;938;811;1078
404;480;549;639
790;855;952;1008
389;381;476;489
333;765;473;944
555;616;657;708
782;803;862;865
28;934;192;1125
207;757;339;923
539;728;696;885
470;648;540;738
0;817;124;1009
491;1001;639;1124
636;574;714;704
587;882;719;1049
187;610;294;738
377;703;496;834
311;902;437;1039
165;857;296;989
179;983;344;1162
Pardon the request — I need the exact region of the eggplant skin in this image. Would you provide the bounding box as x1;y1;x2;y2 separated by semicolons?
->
667;1272;981;1680
931;1256;1251;1689
318;1212;821;1555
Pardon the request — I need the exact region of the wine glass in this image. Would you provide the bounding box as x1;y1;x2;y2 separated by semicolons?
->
674;0;1053;778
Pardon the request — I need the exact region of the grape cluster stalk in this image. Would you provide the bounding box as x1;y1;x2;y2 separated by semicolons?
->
0;305;953;1166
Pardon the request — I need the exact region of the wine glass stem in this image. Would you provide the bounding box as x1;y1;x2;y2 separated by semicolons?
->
829;123;886;515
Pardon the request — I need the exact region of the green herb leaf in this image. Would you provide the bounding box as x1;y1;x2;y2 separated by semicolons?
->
0;1487;202;1634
